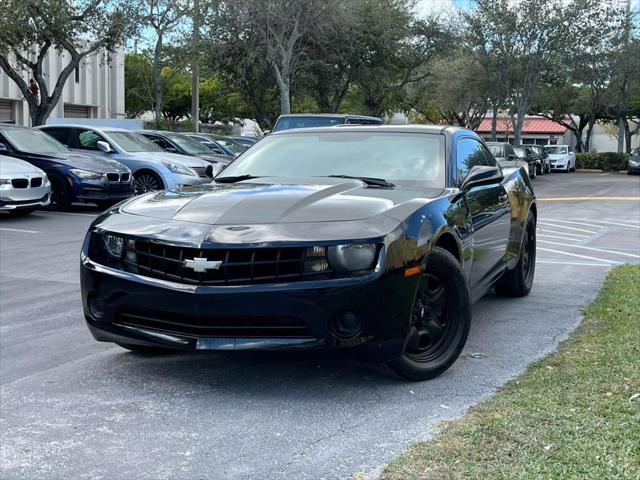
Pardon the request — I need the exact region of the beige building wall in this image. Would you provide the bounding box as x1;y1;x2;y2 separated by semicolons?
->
0;46;124;126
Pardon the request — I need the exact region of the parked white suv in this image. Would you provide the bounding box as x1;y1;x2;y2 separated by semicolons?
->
544;145;576;172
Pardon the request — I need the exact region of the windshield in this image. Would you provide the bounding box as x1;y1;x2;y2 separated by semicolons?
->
3;129;69;154
212;137;246;155
218;132;445;187
544;146;568;154
165;133;212;155
487;144;505;158
273;116;346;132
107;132;164;153
513;148;526;158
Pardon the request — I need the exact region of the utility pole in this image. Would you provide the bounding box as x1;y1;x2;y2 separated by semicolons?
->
191;0;200;132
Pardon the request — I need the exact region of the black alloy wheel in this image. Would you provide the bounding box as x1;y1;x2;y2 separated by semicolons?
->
495;210;536;297
134;171;163;195
47;174;71;210
379;247;471;381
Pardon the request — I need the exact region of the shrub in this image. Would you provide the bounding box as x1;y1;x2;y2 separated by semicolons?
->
576;152;629;171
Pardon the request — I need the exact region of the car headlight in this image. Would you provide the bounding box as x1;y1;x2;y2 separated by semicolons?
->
328;244;377;272
161;161;196;176
103;234;124;258
44;175;51;186
629;159;639;166
0;178;11;185
70;168;104;180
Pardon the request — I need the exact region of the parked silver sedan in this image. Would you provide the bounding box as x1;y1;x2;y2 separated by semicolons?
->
0;156;51;215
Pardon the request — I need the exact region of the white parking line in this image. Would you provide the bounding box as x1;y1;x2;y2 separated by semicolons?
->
570;219;640;229
537;260;612;267
40;211;99;218
0;227;39;234
539;229;588;238
537;240;640;259
540;218;609;229
537;221;597;234
538;234;581;242
537;247;622;264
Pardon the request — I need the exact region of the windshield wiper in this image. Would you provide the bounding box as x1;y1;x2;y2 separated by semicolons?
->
214;174;260;183
328;175;395;188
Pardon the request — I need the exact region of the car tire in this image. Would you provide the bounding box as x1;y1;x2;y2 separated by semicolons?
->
116;342;176;355
8;208;37;216
47;174;71;211
378;247;472;381
495;211;536;297
134;171;164;195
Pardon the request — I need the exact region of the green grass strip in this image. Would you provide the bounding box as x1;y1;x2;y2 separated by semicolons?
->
380;265;640;480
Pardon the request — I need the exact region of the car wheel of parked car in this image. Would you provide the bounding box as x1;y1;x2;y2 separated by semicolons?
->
495;211;536;297
378;247;471;381
116;342;177;355
530;167;536;179
48;174;71;210
8;208;37;216
134;171;164;195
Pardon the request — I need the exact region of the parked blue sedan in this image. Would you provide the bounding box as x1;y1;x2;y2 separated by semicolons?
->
0;125;133;210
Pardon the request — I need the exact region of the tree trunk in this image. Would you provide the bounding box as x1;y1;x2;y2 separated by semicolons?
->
617;117;625;153
153;36;164;129
585;119;595;152
490;98;499;141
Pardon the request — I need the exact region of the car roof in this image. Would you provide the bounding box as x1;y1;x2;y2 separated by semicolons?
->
269;124;466;136
276;113;381;120
38;124;131;132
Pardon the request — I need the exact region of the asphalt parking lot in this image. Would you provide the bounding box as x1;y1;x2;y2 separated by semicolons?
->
1;172;639;480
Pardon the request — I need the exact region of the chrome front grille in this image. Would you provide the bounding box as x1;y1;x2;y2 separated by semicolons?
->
106;173;131;183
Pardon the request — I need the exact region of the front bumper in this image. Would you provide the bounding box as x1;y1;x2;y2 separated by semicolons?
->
75;180;134;203
80;250;417;362
628;163;640;174
0;182;52;210
165;173;210;189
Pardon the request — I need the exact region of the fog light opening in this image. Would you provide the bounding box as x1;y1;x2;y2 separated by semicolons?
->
330;311;362;339
88;294;105;320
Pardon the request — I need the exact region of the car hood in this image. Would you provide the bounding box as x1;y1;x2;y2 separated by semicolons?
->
0;157;46;175
120;177;445;225
547;153;569;160
37;151;129;173
126;151;211;168
497;159;528;168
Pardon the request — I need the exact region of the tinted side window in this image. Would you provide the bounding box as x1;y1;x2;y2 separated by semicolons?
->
43;128;71;145
143;134;173;151
77;130;103;150
456;138;492;182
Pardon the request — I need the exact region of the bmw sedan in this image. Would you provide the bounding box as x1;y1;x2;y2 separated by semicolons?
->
38;125;215;194
0;156;51;215
81;125;537;380
0;125;133;210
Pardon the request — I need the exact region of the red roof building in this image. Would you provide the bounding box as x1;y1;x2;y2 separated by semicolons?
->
477;116;570;146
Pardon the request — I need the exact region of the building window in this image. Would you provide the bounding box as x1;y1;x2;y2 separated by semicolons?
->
75;66;80;83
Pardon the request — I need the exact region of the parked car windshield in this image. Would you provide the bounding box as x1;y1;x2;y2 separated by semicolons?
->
544;146;568;154
2;129;69;154
107;131;164;153
164;133;212;155
218;132;445;187
513;148;526;158
487;144;505;158
212;137;246;155
273;116;345;132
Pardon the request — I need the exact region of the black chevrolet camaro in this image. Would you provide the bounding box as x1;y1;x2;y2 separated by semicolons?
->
81;125;536;380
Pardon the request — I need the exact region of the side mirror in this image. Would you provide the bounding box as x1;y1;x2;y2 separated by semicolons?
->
0;143;7;152
507;153;515;160
165;147;179;154
96;141;112;153
210;163;226;177
461;165;503;191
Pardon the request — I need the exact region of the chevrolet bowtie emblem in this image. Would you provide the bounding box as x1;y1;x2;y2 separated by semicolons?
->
183;257;223;272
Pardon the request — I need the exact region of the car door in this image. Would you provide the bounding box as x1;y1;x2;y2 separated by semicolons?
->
456;137;512;292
